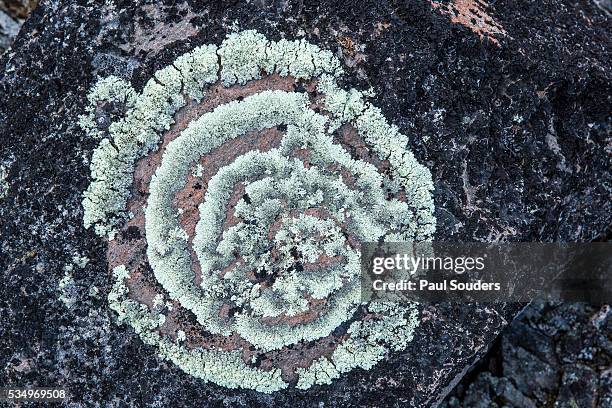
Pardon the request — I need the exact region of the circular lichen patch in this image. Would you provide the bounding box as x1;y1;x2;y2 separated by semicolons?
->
80;30;436;393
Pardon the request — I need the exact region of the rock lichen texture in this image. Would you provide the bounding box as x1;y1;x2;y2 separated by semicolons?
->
0;1;610;407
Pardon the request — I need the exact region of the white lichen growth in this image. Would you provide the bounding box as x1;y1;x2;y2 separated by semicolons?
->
80;48;219;238
152;293;165;309
88;286;99;298
0;164;8;199
108;264;288;393
58;271;76;308
192;163;204;177
82;30;436;393
72;255;89;268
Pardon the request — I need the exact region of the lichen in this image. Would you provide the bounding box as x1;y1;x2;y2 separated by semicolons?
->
108;264;288;393
58;271;76;308
0;164;8;199
81;30;436;393
80;47;220;238
58;255;91;308
72;255;89;268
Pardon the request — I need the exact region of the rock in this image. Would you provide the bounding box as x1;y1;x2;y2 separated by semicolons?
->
504;319;557;366
441;302;612;407
0;8;20;52
555;364;599;408
0;1;610;407
0;1;38;19
461;373;537;408
502;341;559;404
0;1;37;53
599;368;612;408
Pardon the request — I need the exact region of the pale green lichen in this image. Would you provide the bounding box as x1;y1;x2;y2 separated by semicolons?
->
152;293;165;309
83;30;435;393
217;31;341;86
146;91;420;352
0;164;8;199
296;356;340;389
78;76;138;140
80;47;219;238
172;44;219;101
58;271;76;308
88;286;99;298
108;264;288;393
58;255;91;308
176;330;186;343
295;302;419;390
72;255;89;268
192;163;204;177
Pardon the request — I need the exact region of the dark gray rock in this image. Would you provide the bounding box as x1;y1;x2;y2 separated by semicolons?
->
502;343;558;404
599;368;612;408
441;302;612;408
555;364;599;408
462;373;537;408
0;9;20;52
0;0;610;407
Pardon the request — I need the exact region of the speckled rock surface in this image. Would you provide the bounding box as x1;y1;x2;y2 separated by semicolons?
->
0;1;610;407
440;302;612;408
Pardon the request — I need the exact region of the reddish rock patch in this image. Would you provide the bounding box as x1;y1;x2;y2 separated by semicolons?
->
431;0;506;45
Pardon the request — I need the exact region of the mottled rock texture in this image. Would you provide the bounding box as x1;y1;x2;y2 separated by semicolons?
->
0;0;610;407
441;302;612;408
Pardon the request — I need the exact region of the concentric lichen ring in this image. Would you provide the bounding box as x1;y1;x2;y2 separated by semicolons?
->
80;30;436;393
